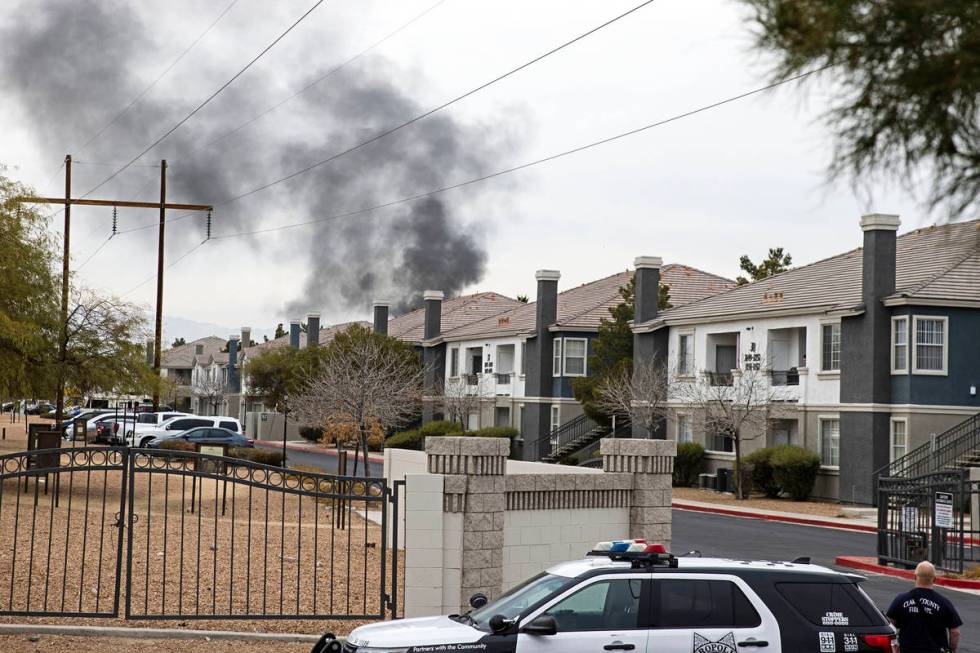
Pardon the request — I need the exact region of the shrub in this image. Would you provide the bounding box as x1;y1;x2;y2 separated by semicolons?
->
771;446;821;501
745;446;787;498
673;441;706;487
419;420;464;437
385;428;424;451
298;426;322;442
158;439;195;452
230;447;284;467
320;419;385;451
467;426;519;439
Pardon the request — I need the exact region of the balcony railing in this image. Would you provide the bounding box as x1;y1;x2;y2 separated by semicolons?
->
707;371;734;386
464;373;479;386
769;369;800;386
495;373;513;385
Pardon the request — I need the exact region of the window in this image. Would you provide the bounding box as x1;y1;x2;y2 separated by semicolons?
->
913;316;948;374
520;342;527;375
552;338;562;376
450;348;459;377
563;338;587;376
219;421;238;432
891;317;908;373
709;431;733;453
651;579;760;629
890;419;908;463
543;579;643;632
820;418;840;467
821;323;841;371
677;414;693;443
550;405;560;439
169;418;210;431
775;582;887;627
470;573;570;626
678;333;694;376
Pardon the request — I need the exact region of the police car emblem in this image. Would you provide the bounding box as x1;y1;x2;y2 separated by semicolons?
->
693;632;737;653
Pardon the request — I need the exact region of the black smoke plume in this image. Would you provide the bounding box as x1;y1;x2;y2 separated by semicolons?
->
0;0;518;318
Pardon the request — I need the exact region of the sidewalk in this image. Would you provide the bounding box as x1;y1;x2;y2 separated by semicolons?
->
672;497;877;534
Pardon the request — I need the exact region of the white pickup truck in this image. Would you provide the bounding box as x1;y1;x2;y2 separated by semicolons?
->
124;412;190;443
130;415;243;448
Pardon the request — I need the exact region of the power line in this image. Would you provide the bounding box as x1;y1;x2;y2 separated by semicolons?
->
206;65;832;241
79;0;329;200
168;0;661;214
200;0;447;152
74;0;242;155
75;234;114;271
121;240;209;298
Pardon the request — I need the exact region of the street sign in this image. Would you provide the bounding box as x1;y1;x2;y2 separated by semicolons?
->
935;492;954;529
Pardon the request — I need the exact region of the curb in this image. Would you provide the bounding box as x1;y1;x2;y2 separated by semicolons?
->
0;623;324;642
835;556;980;590
672;500;877;534
254;440;384;463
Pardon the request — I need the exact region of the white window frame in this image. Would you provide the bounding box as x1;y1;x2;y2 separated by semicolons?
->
549;405;560;444
449;347;459;378
520;341;527;377
562;337;588;377
890;417;908;464
676;413;693;443
552;338;562;376
818;416;840;469
705;428;734;455
819;321;841;373
677;330;695;377
891;316;909;374
911;315;949;376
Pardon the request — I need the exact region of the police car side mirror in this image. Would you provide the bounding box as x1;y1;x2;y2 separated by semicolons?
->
469;592;488;609
521;615;557;636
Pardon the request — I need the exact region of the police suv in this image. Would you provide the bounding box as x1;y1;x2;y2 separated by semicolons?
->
311;541;897;653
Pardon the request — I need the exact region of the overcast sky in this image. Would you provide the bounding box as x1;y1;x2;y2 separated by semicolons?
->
3;0;925;336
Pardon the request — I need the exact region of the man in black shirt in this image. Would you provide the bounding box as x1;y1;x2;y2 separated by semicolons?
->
887;561;963;653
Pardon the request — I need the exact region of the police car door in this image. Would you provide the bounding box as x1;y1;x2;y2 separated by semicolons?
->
647;574;781;653
516;574;649;653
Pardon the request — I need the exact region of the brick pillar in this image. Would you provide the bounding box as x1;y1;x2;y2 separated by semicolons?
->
427;436;508;610
601;438;676;548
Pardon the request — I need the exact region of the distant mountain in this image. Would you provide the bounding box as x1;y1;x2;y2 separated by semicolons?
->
161;316;275;347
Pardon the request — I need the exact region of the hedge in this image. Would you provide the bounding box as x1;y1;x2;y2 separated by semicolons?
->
298;426;322;442
466;426;518;439
770;445;821;501
744;446;788;498
420;420;464;437
157;439;285;466
385;428;424;451
673;441;705;487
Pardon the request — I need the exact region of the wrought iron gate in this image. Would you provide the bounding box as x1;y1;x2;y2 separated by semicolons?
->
0;445;400;620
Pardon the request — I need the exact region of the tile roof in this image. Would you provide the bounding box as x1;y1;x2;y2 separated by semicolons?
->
387;292;522;344
638;218;980;327
440;264;735;341
161;336;227;369
241;321;370;357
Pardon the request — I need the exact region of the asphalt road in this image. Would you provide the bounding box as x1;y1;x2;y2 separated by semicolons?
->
278;445;384;477
673;509;980;651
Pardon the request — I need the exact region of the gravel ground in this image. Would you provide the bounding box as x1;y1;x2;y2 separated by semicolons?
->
0;420;403;636
672;486;853;517
0;634;316;652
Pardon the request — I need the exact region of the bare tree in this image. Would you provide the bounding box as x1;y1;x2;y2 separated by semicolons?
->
673;367;775;499
439;376;485;427
290;324;424;476
594;359;669;438
193;366;225;415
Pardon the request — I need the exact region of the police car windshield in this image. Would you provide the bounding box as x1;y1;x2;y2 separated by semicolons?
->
470;573;570;627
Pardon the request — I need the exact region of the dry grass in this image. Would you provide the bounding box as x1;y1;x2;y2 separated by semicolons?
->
673;487;849;518
0;634;316;652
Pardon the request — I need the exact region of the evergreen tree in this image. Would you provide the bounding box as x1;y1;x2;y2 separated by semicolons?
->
736;248;792;285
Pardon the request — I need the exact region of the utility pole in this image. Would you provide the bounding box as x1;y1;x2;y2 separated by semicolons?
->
17;155;211;420
55;155;72;425
152;160;167;411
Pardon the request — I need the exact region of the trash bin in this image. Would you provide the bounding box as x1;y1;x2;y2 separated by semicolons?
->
699;473;717;490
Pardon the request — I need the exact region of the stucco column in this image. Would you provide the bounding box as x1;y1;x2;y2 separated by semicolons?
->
601;437;676;548
427;436;508;611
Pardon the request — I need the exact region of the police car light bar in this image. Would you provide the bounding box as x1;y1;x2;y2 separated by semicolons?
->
588;540;678;568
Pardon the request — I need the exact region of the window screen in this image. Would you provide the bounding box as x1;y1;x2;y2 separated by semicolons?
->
775;582;886;627
651;579;760;629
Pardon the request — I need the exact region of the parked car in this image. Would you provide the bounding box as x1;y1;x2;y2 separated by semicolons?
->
134;415;243;448
144;427;252;449
93;415;141;445
124;412;191;442
25;401;55;415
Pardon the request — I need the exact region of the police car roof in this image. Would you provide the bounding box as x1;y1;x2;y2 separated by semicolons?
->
546;556;843;579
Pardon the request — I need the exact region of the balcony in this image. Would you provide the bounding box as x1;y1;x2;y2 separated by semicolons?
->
464;373;479;386
707;371;734;386
769;369;800;386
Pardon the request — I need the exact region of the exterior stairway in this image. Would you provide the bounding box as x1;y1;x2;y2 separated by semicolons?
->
534;413;630;464
877;413;980;479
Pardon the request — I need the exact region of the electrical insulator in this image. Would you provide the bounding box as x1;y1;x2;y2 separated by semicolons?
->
111;206;118;236
205;209;212;240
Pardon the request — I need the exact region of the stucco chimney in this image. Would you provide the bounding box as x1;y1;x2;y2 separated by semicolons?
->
227;335;240;392
289;319;301;349
240;326;251;350
633;256;663;325
373;300;390;335
307;312;321;348
423;291;444;340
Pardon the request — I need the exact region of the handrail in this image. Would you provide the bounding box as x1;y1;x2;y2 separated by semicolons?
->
531;413;598;460
877;413;980;479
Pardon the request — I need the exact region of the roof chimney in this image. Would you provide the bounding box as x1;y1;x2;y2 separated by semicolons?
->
227;335;240;392
534;270;560;329
634;256;663;325
289;319;301;349
859;214;900;306
423;291;444;340
373;300;390;336
306;312;320;348
240;326;251;350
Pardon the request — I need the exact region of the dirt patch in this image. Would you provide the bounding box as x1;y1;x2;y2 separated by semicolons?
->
673;487;849;518
0;634;315;652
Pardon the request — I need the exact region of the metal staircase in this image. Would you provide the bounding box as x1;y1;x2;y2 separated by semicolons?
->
534;413;630;464
877;413;980;479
